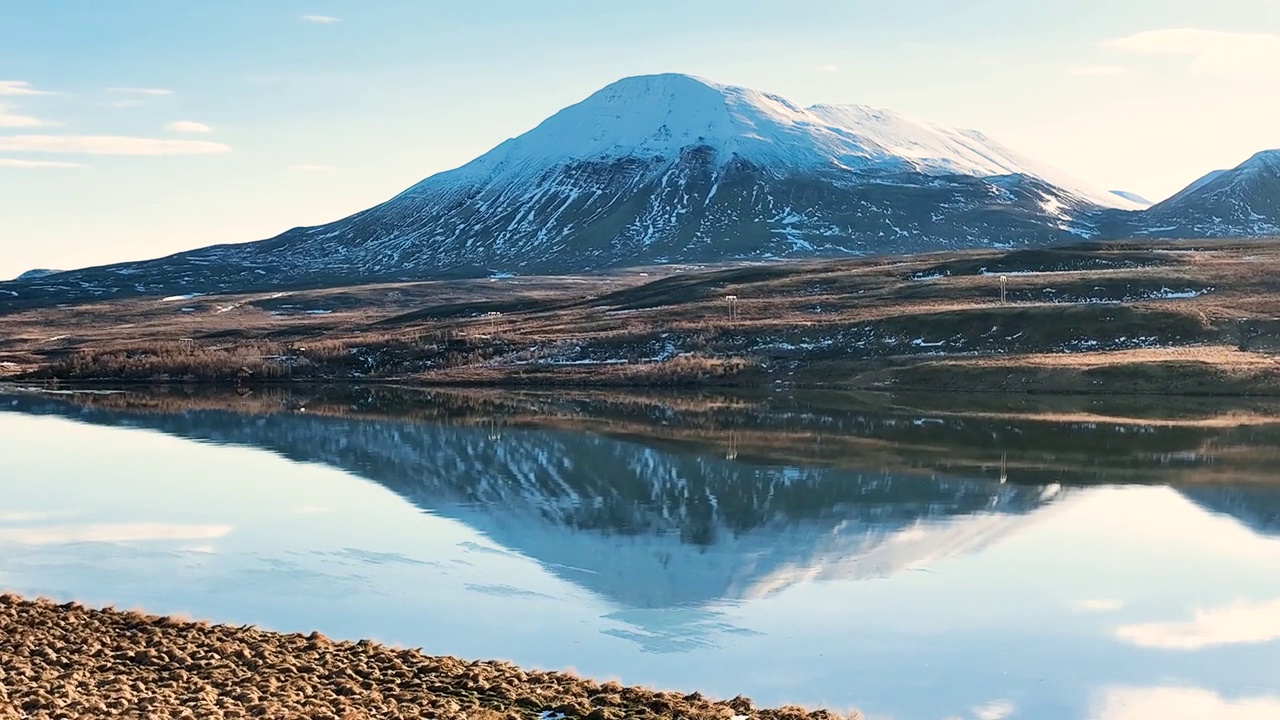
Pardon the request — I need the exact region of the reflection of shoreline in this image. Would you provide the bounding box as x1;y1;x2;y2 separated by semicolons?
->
6;384;1280;487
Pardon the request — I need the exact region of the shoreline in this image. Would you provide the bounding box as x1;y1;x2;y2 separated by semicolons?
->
0;594;850;720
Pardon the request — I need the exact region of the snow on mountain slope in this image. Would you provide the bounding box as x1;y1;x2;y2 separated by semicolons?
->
1110;190;1153;207
409;74;1137;210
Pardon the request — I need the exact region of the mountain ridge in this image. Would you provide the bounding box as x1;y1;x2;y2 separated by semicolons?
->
3;73;1278;302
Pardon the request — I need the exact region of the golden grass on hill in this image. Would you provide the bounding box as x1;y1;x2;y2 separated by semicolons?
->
5;239;1280;392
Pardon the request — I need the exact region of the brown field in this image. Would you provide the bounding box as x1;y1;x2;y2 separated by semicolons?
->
0;594;852;720
5;239;1280;393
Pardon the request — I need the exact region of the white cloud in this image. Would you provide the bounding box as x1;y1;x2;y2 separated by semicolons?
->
0;522;232;544
1115;598;1280;650
0;105;48;128
0;80;49;96
289;163;334;172
0;159;85;169
1070;65;1128;77
301;15;340;24
106;87;175;95
0;135;230;155
1092;686;1280;720
973;699;1016;720
818;64;840;73
1072;598;1126;612
1107;29;1280;78
165;120;213;134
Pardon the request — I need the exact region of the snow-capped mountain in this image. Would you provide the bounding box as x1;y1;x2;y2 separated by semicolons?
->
4;74;1275;302
1110;190;1153;207
1132;150;1280;238
0;74;1147;299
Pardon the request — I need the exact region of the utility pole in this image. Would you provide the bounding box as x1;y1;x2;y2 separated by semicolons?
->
999;276;1008;305
724;295;739;323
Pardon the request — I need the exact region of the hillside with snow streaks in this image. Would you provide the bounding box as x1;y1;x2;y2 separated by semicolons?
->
1133;150;1280;238
2;393;1062;609
0;74;1155;299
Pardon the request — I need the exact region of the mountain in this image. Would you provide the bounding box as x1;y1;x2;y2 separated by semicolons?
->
0;74;1145;300
12;268;62;281
1109;190;1152;207
1132;150;1280;238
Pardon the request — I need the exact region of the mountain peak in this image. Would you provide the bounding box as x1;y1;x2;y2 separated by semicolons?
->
1240;148;1280;172
437;74;1133;209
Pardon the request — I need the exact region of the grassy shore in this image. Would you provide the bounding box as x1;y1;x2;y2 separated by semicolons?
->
4;239;1280;393
0;594;848;720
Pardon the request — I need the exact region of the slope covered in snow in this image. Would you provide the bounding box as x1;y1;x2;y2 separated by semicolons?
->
409;74;1137;210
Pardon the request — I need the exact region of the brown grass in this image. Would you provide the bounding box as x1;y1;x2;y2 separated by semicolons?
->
6;239;1280;393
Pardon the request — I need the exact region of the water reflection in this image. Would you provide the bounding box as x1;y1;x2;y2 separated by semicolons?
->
1;387;1065;609
2;386;1280;718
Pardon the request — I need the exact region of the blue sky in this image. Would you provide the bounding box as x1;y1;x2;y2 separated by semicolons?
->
1;0;1278;277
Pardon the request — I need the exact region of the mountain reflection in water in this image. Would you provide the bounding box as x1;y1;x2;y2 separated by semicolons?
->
6;386;1280;607
1;388;1068;609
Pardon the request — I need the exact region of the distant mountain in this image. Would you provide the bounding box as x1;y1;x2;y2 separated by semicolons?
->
1132;150;1280;238
1109;190;1152;207
12;268;62;281
0;74;1146;300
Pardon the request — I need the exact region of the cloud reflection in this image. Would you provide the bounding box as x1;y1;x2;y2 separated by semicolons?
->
1115;598;1280;650
0;523;232;545
972;699;1016;720
1092;686;1280;720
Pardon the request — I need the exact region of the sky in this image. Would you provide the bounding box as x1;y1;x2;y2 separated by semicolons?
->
1;0;1278;278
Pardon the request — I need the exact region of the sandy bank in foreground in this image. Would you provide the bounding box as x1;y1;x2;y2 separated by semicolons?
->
0;595;851;720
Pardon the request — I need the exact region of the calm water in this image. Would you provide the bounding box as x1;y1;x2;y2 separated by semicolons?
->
2;387;1280;720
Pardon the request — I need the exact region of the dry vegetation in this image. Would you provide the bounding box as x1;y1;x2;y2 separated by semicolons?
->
6;239;1280;393
0;594;855;720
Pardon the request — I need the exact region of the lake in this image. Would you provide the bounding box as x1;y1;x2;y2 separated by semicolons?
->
2;386;1279;720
